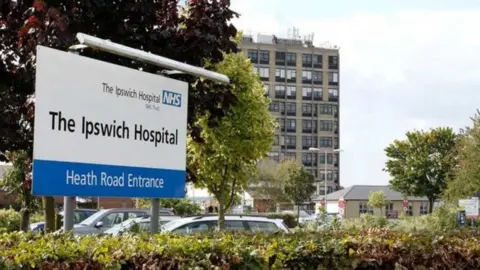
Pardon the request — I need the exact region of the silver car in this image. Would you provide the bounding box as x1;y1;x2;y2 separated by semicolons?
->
104;216;181;236
59;208;173;235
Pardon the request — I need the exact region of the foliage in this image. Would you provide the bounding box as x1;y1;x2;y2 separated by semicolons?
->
266;213;298;228
278;160;315;221
444;111;480;202
367;190;388;215
384;127;458;213
188;51;276;229
2;230;480;269
0;151;38;231
0;209;21;233
136;198;202;216
249;159;287;212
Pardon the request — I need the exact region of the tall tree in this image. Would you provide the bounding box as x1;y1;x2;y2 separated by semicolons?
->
278;160;316;222
384;127;458;213
249;159;286;212
444;111;480;202
188;51;276;230
0;0;239;231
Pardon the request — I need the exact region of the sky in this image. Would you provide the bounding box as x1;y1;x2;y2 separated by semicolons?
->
231;0;480;187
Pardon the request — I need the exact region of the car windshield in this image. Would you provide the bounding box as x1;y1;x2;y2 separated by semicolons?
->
105;219;139;234
161;219;186;231
79;209;108;225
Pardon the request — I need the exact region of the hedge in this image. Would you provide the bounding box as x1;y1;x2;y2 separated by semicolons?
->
2;229;480;269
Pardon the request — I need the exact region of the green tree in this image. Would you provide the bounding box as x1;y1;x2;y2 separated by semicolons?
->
368;190;388;216
279;160;316;222
444;111;480;202
135;198;201;216
0;151;39;231
250;159;286;212
187;51;276;230
384;127;458;213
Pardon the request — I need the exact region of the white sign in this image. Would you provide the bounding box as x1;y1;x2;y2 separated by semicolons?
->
32;46;188;198
459;199;480;217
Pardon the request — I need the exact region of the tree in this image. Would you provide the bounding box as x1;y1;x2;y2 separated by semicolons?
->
368;190;388;216
444;111;480;202
249;159;286;212
279;160;316;222
0;151;39;231
384;127;458;213
0;0;239;231
188;51;276;230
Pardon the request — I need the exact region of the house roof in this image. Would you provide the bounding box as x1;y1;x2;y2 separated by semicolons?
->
313;185;428;202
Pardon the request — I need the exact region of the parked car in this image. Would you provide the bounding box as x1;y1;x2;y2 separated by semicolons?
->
161;215;290;234
57;208;174;235
104;216;181;236
30;208;98;232
281;210;316;225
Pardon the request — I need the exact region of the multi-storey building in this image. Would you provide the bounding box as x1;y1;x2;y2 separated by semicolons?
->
240;32;340;196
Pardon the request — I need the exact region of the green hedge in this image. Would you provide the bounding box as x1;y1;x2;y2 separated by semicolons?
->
1;229;480;269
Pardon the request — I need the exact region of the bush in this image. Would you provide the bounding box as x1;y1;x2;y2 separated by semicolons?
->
1;230;480;269
267;212;298;228
0;209;20;233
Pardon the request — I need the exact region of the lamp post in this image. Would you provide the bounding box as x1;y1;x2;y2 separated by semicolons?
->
308;147;343;207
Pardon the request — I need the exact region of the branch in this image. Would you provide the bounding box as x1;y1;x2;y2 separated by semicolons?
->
225;174;237;210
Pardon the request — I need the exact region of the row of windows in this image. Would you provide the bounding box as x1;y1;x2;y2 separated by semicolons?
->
276;119;339;133
358;202;430;216
254;67;339;85
274;135;339;148
269;102;338;116
265;86;339;101
248;50;339;69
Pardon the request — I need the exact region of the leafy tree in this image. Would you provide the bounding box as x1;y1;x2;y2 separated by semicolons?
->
384;127;458;213
278;160;316;222
0;0;239;231
0;151;39;231
188;51;276;230
444;111;480;202
368;190;388;216
249;159;286;212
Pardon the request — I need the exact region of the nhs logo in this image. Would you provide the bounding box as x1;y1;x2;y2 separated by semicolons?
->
162;90;182;107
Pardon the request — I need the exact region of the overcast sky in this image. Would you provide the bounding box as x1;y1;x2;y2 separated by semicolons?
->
231;0;480;187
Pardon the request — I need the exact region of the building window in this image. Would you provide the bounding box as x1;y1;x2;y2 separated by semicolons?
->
320;104;333;115
275;85;285;98
275;68;285;82
277;118;285;131
328;89;338;102
275;52;285;65
302;87;312;100
333;153;339;165
302;152;316;166
259;50;269;64
286;69;296;83
279;102;285;114
406;203;413;216
273;135;279;146
302;136;312;149
302;103;312;116
333;170;339;182
359;201;373;214
328;56;339;69
268;101;279;112
286;52;296;66
284;152;296;160
286;102;296;116
248;50;258;63
286;119;296;132
334;137;339;148
256;67;269;80
328;72;339;85
313;87;322;101
286;86;296;99
312;71;322;84
302;119;312;133
302;70;312;84
320;137;333;147
264;84;269;96
420;202;429;215
302;54;312;67
285;135;296;149
320;120;333;131
313;54;322;68
267;152;280;162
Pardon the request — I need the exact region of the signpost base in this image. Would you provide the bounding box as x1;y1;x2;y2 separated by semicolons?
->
63;196;75;232
150;198;160;233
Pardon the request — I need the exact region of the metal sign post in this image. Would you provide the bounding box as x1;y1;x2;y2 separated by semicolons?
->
36;33;230;234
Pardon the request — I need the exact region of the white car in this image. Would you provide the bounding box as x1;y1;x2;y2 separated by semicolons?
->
104;216;181;235
161;215;290;234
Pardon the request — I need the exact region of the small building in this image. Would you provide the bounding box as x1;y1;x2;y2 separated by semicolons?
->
313;185;434;219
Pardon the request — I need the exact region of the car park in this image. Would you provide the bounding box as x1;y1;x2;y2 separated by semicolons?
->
104;216;182;236
161;215;290;234
30;208;98;232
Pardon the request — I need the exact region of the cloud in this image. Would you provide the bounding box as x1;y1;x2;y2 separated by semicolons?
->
231;2;480;186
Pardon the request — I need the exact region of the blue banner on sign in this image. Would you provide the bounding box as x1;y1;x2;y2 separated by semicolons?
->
32;159;186;198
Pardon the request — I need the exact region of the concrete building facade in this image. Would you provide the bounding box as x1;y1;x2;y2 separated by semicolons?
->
240;32;341;196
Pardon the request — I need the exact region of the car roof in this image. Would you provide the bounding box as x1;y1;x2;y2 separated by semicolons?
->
176;215;281;222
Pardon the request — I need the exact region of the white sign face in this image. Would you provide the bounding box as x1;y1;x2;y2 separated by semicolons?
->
32;46;188;198
459;199;479;217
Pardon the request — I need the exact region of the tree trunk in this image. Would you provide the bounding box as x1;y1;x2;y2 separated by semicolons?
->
428;198;435;214
43;196;56;233
218;199;225;231
296;204;301;225
19;208;30;232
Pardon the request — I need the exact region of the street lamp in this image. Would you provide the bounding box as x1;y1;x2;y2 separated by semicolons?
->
308;147;343;206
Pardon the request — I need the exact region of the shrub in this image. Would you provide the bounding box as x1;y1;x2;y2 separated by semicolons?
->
1;230;480;269
0;209;20;233
267;212;298;228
